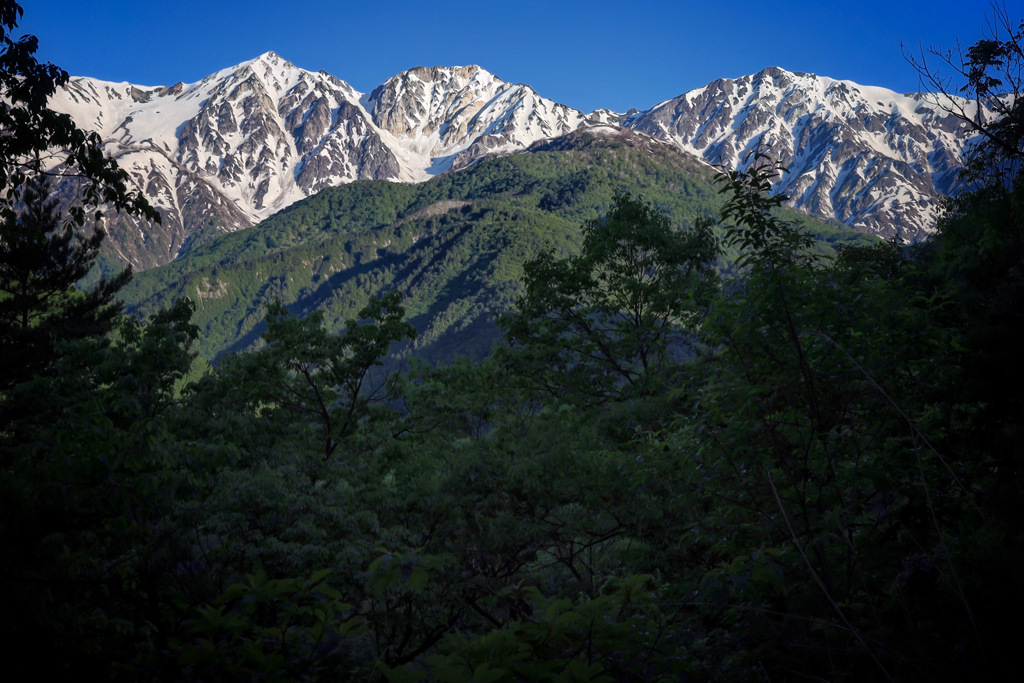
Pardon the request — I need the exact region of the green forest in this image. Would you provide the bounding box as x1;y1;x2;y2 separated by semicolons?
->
3;1;1023;680
118;129;868;366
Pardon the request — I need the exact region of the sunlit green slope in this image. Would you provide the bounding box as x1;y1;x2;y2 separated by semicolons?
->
120;130;870;362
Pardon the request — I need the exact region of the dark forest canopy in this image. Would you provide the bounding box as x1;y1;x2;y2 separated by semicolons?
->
2;1;1022;680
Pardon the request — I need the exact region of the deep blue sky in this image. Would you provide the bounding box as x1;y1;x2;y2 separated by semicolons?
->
20;0;1016;113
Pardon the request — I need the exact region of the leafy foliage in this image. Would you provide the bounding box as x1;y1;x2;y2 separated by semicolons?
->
207;291;415;461
0;0;156;226
500;193;719;404
2;5;1022;680
0;176;132;392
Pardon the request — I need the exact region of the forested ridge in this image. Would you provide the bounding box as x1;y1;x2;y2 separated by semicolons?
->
118;129;867;365
2;1;1023;680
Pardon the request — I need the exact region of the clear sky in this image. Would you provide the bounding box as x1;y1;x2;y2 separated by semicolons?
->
18;0;1016;113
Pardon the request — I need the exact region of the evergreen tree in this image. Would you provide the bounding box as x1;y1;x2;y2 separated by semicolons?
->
0;176;131;393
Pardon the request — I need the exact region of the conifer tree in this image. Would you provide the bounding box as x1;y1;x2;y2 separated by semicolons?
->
0;176;131;392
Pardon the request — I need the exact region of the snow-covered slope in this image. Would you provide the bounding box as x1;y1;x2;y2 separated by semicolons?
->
49;56;982;268
624;66;980;240
366;65;588;178
49;53;588;268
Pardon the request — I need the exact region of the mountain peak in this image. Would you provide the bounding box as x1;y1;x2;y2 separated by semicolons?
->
403;64;491;81
251;50;289;67
47;56;983;270
233;50;296;75
626;66;982;240
214;51;294;83
380;64;502;93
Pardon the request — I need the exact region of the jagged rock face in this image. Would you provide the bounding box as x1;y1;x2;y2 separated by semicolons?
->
51;52;402;268
49;57;983;269
624;66;980;240
48;55;586;269
370;65;494;140
165;55;401;216
367;64;587;174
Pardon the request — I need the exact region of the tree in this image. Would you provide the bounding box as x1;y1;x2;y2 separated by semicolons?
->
906;4;1024;510
198;292;415;462
0;0;158;403
0;176;131;392
0;1;163;399
499;194;719;404
0;295;206;678
0;7;189;674
0;0;156;226
904;2;1024;185
664;152;992;680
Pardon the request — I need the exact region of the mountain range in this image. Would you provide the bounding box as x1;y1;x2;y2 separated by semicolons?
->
48;52;984;271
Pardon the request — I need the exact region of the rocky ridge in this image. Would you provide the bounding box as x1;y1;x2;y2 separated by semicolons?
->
47;53;985;268
626;67;979;240
51;53;594;269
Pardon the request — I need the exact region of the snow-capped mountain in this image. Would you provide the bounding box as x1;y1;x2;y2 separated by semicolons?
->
624;66;980;240
48;54;983;269
49;53;593;268
366;65;590;176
